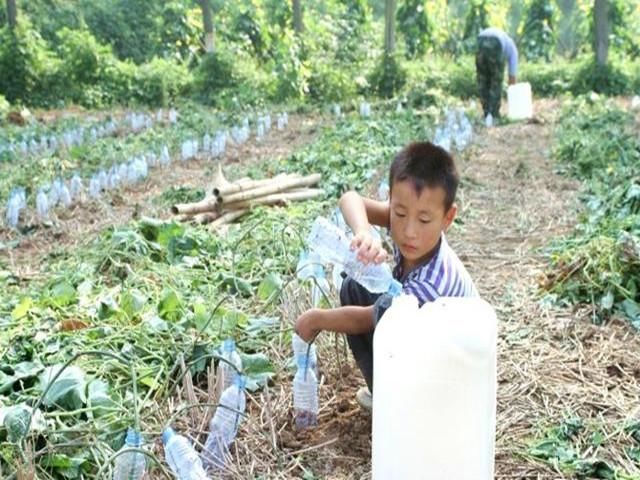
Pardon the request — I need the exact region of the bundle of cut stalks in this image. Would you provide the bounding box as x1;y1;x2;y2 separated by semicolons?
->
172;164;323;228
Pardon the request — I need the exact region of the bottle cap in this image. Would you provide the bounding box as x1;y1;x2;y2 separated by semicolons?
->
387;279;403;297
161;427;175;445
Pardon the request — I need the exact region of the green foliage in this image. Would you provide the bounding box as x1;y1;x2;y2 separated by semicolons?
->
520;0;555;61
462;0;489;53
368;53;407;98
0;22;58;105
134;57;190;107
192;50;240;106
570;59;633;96
545;98;640;327
397;0;433;58
0;95;9;121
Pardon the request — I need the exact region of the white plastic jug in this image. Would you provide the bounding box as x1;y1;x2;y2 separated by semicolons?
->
372;295;497;480
507;82;533;120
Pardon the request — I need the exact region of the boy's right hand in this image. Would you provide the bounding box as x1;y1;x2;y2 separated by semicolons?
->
351;229;388;265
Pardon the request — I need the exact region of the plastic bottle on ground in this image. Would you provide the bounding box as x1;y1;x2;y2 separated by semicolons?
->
113;428;146;480
293;355;318;430
217;339;242;392
292;333;318;376
202;375;247;472
306;217;402;295
162;428;209;480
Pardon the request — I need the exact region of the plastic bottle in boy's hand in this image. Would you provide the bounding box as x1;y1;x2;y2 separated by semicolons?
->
162;428;209;480
113;428;146;480
202;375;246;471
218;338;242;391
307;217;402;295
293;355;318;429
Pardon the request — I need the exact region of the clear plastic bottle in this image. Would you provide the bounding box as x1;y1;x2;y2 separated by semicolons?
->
217;339;242;392
306;217;402;295
202;376;246;471
293;355;318;430
36;188;49;220
162;428;209;480
113;428;146;480
292;333;317;376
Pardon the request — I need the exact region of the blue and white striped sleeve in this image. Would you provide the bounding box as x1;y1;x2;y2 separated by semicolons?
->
402;278;440;306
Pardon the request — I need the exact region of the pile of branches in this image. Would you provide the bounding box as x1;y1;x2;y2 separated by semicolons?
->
172;166;323;228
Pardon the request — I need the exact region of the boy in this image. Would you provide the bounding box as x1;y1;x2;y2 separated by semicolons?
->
295;142;478;410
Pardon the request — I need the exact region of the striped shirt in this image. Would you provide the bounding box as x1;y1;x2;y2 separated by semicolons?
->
392;233;478;306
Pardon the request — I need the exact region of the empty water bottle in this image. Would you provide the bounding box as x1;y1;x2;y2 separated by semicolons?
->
217;339;242;392
162;428;209;480
306;217;402;295
36;189;49;220
57;180;72;208
292;333;317;376
70;174;83;199
293;355;318;429
202;375;246;471
377;180;390;201
113;428;146;480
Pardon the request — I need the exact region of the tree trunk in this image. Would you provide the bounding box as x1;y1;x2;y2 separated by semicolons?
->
384;0;396;54
6;0;17;29
293;0;304;35
594;0;609;66
198;0;215;53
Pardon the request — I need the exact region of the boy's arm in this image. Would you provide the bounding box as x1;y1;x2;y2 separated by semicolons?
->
295;305;375;342
339;190;389;230
339;191;390;264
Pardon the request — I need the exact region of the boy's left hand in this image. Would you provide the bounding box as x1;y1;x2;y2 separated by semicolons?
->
295;309;321;343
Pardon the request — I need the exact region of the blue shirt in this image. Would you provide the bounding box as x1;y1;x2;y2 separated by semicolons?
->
479;27;519;77
393;233;478;306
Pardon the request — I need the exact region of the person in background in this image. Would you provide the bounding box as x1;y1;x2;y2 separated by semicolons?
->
476;27;519;122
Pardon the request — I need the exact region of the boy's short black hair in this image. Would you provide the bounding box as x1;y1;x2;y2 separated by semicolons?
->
388;141;459;211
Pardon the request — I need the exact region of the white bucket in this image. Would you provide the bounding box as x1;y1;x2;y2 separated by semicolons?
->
507;82;533;120
372;295;497;480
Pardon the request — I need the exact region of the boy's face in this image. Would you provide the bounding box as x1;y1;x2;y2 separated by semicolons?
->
389;179;456;270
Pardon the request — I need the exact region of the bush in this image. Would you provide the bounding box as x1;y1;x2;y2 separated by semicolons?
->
367;53;407;98
0;22;59;105
307;62;356;103
134;58;190;107
192;51;238;105
570;59;633;96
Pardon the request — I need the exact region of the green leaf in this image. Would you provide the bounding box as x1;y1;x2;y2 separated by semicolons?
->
574;459;615;479
0;361;43;393
120;289;146;319
41;453;89;479
49;281;77;307
246;316;279;337
240;352;275;392
38;365;87;410
158;289;183;322
156;221;185;248
1;403;45;442
211;307;248;335
218;272;253;297
600;291;614;310
87;379;115;418
257;272;283;302
11;296;32;320
622;299;640;329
